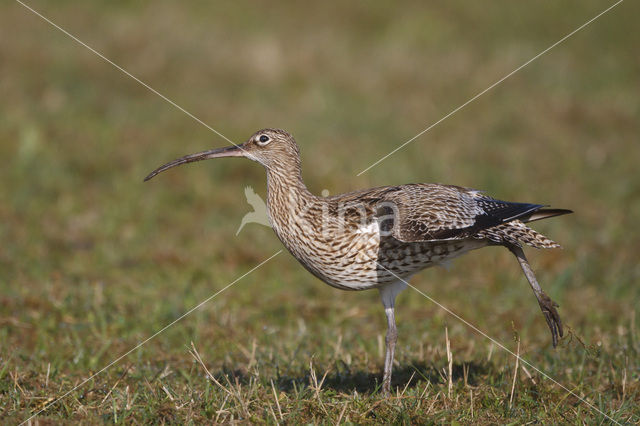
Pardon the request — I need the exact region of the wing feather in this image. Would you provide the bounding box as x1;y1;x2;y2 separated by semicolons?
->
379;184;547;243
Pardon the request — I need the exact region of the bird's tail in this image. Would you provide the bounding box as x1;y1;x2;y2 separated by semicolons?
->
477;214;571;249
498;220;564;249
475;208;571;249
516;208;573;248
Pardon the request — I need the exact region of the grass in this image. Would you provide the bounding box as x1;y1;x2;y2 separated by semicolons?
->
1;0;639;423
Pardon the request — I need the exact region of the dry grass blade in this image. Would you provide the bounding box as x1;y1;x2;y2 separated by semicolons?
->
100;364;132;405
521;365;537;385
445;327;453;399
401;371;416;397
267;401;279;425
270;379;284;421
509;333;521;409
188;342;232;397
309;359;330;416
335;401;349;425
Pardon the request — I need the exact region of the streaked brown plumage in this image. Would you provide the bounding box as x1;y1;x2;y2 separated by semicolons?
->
145;128;572;395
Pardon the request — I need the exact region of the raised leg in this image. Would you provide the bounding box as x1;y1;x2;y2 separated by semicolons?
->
378;281;407;396
507;245;563;347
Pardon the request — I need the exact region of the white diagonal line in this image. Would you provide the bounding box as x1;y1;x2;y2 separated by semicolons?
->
376;262;620;425
21;250;282;425
357;0;625;176
15;0;237;147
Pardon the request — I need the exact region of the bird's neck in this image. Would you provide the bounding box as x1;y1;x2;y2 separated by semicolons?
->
264;165;319;242
265;165;315;211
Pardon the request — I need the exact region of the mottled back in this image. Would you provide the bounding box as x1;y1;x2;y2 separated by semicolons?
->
379;184;545;242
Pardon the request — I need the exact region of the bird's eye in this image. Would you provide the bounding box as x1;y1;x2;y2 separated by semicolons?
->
257;135;270;146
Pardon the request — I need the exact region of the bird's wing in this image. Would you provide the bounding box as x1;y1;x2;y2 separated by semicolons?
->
379;184;544;243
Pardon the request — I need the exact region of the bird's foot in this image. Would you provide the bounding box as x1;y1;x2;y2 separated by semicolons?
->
538;292;563;347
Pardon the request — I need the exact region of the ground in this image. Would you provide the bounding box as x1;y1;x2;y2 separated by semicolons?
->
1;0;639;423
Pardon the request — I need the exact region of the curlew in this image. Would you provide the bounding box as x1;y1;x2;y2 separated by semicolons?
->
145;128;571;395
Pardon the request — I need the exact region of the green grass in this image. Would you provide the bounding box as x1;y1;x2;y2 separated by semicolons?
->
1;0;639;423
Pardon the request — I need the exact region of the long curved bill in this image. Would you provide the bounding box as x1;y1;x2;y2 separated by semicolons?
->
144;144;245;181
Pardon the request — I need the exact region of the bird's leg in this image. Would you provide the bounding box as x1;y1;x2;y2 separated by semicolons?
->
382;306;397;395
507;245;564;347
378;280;406;396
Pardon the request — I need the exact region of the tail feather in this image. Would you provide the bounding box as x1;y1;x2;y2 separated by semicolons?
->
519;208;573;224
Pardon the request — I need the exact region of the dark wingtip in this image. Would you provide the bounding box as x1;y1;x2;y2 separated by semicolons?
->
143;172;155;182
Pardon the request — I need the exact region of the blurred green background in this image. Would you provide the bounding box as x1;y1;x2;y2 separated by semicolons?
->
1;0;638;423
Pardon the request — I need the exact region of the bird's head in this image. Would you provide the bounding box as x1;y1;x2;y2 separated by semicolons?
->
144;128;301;181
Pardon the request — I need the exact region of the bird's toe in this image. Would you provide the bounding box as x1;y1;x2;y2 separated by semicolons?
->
538;293;563;347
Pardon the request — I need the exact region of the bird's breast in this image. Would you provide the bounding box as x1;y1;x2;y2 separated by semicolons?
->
270;213;384;289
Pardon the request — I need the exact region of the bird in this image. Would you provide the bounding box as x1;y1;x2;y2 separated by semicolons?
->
144;128;571;395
